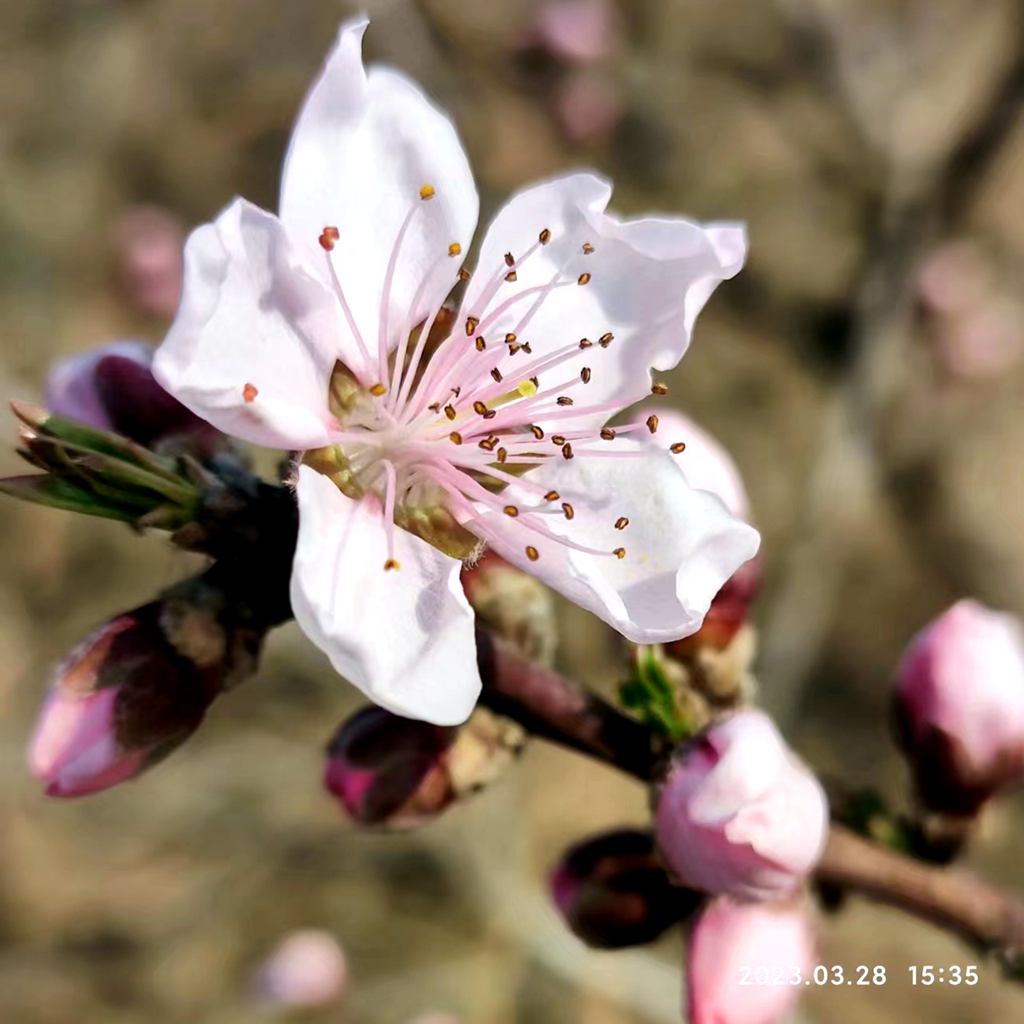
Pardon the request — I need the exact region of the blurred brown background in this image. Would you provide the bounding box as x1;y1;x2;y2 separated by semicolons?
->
2;0;1024;1021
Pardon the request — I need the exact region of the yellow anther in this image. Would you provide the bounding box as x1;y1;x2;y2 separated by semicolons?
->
516;379;538;398
577;272;591;285
369;382;387;397
503;505;519;517
448;242;462;257
419;184;436;200
384;558;401;571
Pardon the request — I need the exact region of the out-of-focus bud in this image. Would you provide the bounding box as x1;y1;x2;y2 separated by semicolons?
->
406;1016;460;1024
893;600;1024;815
687;897;816;1024
253;930;348;1009
461;550;557;665
110;204;185;320
554;71;624;145
536;0;621;64
654;711;828;901
44;340;222;453
28;605;220;797
325;706;525;829
550;828;700;948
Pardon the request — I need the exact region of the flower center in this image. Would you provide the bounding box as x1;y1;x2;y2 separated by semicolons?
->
300;186;688;571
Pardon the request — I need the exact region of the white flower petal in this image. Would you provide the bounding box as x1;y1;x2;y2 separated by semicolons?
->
462;173;745;430
470;442;759;643
153;199;344;450
279;18;478;379
290;466;481;725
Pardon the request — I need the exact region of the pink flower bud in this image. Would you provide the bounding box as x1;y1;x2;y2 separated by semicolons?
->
894;600;1024;814
655;711;828;900
536;0;621;64
554;71;624;145
253;930;348;1009
687;897;816;1024
110;204;185;320
45;340;221;451
324;707;458;828
28;607;217;797
550;829;699;948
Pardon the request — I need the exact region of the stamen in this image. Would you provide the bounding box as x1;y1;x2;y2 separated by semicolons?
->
503;505;519;517
579;338;593;349
582;242;595;255
531;425;545;440
459;269;471;282
490;368;503;383
505;271;517;282
651;382;669;395
615;517;630;530
497;447;508;463
370;383;387;397
505;333;517;345
670;442;687;454
599;332;614;348
444;404;457;420
551;435;567;446
580;367;592;384
600;428;616;440
242;383;258;403
526;545;540;561
318;226;340;251
419;184;436;200
384;559;401;571
613;547;626;560
577;272;592;286
449;431;463;445
544;490;560;501
448;242;462;257
473;400;489;416
382;461;399;572
556;396;574;407
539;228;551;244
504;253;515;267
466;316;480;336
475;336;487;351
561;442;574;460
646;414;659;434
561;502;575;520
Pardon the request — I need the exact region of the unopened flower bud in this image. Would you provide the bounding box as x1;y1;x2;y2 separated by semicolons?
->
536;0;621;64
687;897;816;1024
110;204;185;319
655;710;828;900
44;340;221;453
461;550;557;664
554;71;624;145
28;605;221;797
894;600;1024;815
324;707;458;827
550;829;699;948
325;706;524;829
253;929;347;1009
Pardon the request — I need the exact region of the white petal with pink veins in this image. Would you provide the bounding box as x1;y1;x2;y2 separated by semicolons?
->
469;441;759;644
290;466;481;725
279;18;478;383
153;199;344;450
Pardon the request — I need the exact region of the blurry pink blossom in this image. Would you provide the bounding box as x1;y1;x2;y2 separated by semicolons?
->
931;304;1023;381
254;929;348;1008
655;710;828;900
536;0;621;64
894;599;1024;814
110;204;186;319
687;897;816;1024
555;71;624;144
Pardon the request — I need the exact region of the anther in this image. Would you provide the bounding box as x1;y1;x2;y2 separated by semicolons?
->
651;382;669;396
551;436;567;448
646;414;659;434
613;547;626;560
556;396;574;407
318;226;340;251
600;427;616;441
530;425;544;440
530;376;539;387
504;252;515;267
577;272;592;286
544;490;560;502
242;382;258;403
473;400;489;416
526;545;540;561
482;409;497;420
505;271;518;282
444;404;457;420
579;338;593;349
580;367;592;384
539;228;551;244
561;442;574;460
369;383;387;397
670;442;687;454
428;402;441;413
508;343;521;355
448;242;462;257
491;367;503;383
503;505;519;517
497;447;508;463
522;342;533;354
614;517;630;530
419;184;436;200
505;333;517;345
475;336;486;351
599;332;614;348
465;316;480;336
449;431;463;445
384;558;401;571
479;436;498;451
459;269;472;282
561;502;575;520
582;242;595;255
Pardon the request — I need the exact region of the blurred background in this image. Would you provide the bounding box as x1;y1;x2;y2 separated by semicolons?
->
1;0;1023;1020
